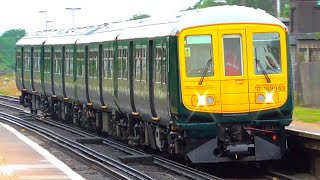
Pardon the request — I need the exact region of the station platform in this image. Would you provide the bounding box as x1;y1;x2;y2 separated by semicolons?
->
287;120;320;138
0;122;84;180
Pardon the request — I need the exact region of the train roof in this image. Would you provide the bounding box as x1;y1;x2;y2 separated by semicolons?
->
77;5;287;44
17;5;287;46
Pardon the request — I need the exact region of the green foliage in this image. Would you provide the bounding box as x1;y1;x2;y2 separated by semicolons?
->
294;106;320;124
0;29;26;70
129;14;150;20
188;0;291;17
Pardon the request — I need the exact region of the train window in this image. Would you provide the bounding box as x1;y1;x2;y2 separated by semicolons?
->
223;35;243;76
77;51;85;77
33;50;40;72
65;50;70;76
135;46;147;82
16;51;22;70
253;33;281;74
24;51;30;71
122;48;128;80
117;48;123;79
155;46;162;83
69;50;73;76
185;35;213;77
162;46;167;84
44;50;51;73
89;48;98;78
141;47;147;82
135;48;141;81
54;50;62;75
108;49;113;79
103;49;108;79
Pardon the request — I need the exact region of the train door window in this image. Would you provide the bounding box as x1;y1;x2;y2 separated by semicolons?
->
135;47;141;81
69;50;73;76
118;47;123;79
223;35;243;76
89;48;98;78
24;50;30;71
103;48;108;79
108;49;113;79
185;35;213;77
155;46;162;83
141;46;147;82
54;50;62;75
162;46;167;84
253;33;281;74
44;50;51;73
122;48;128;80
65;50;70;76
33;50;40;72
16;50;22;70
77;50;85;77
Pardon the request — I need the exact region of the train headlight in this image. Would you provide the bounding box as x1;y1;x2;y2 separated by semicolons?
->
197;95;206;106
257;94;265;103
206;96;214;105
255;92;279;104
192;94;215;107
265;92;274;103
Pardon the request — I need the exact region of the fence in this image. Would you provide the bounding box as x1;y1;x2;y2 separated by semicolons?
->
296;62;320;107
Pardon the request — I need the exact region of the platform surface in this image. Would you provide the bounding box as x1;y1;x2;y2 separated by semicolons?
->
0;122;84;180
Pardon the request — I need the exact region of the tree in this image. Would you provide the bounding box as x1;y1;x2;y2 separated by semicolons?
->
129;14;150;20
1;29;26;41
0;29;27;70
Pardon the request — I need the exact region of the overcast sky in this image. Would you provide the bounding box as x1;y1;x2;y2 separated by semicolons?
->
1;0;199;35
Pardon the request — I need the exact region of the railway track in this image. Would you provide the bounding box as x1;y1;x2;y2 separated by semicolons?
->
0;95;304;180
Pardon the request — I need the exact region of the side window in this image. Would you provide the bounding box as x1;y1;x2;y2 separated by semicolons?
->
155;46;162;83
77;50;85;77
44;50;51;73
253;33;281;74
33;50;40;72
135;46;147;82
54;49;62;75
223;35;243;76
118;47;123;79
108;49;113;79
65;49;70;76
162;46;167;84
185;35;213;77
122;48;128;80
135;47;141;81
155;45;167;84
103;48;108;79
89;48;98;78
16;50;22;70
24;50;30;71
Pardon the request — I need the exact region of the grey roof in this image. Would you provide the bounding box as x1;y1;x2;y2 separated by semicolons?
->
17;5;287;46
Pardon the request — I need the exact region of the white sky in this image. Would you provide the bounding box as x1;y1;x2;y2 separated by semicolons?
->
1;0;199;35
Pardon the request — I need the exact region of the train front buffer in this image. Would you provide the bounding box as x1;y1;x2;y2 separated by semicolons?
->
186;121;287;163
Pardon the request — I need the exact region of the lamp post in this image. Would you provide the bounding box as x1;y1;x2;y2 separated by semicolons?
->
65;8;81;29
46;21;53;30
39;10;47;30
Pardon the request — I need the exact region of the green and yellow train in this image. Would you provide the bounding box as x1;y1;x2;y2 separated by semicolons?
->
16;6;293;163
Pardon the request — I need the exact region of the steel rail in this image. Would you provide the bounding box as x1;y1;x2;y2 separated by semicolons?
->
0;112;154;180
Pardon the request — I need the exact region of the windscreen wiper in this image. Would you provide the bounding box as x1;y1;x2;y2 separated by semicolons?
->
198;58;212;85
255;48;271;83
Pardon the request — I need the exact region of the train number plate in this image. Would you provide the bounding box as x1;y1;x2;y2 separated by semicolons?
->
255;84;286;92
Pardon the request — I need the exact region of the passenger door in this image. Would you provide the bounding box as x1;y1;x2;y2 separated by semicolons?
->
218;28;249;113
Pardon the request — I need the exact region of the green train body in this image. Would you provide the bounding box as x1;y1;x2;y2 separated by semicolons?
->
16;6;293;163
